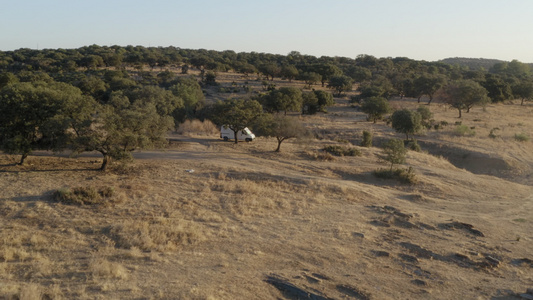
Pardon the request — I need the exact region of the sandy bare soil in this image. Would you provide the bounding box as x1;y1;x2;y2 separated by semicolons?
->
1;82;533;299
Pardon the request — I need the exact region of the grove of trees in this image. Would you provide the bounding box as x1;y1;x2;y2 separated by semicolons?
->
1;45;533;168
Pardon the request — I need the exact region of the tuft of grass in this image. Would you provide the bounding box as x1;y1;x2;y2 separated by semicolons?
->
323;145;361;157
373;167;417;184
89;258;129;280
514;132;530;142
106;219;206;252
53;186;124;206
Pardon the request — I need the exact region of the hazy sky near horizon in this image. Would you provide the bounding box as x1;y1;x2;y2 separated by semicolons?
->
2;0;532;62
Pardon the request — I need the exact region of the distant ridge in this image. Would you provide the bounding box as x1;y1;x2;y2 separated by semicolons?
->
438;57;506;70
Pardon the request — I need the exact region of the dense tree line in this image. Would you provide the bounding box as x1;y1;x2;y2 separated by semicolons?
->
1;45;533;168
2;45;532;105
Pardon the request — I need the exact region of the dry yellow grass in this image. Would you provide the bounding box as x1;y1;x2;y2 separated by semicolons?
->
1;82;533;299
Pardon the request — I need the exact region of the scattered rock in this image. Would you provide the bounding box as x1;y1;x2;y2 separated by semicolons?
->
520;293;533;300
311;273;330;281
304;274;321;284
399;242;435;259
417;222;437;230
265;274;332;300
370;220;391;227
413;269;432;279
411;279;427;286
336;284;371;300
454;253;470;261
440;221;485;237
352;232;365;239
511;258;533;267
399;254;419;263
485;256;501;268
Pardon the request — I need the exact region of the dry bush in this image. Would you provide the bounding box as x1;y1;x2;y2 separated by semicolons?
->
106;218;206;252
11;283;64;300
177;119;219;136
30;256;53;277
304;150;336;161
0;247;31;262
53;185;126;206
89;258;129;280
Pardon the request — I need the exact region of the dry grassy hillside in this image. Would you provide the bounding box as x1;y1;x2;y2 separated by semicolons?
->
1;74;533;299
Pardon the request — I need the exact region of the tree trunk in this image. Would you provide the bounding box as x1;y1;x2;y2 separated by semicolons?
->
18;153;29;165
100;153;111;171
427;95;433;105
233;130;239;144
417;96;422;103
521;98;525;106
275;137;285;152
458;109;462;118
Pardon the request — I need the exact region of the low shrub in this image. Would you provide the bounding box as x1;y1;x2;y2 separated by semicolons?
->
489;127;500;139
514;132;530;142
407;139;421;152
54;186;123;205
361;131;373;147
454;125;476;137
177;119;219;136
373;167;417;184
305;151;336;161
323;145;361;157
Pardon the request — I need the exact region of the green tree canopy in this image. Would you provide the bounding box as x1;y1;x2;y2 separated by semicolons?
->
381;138;407;171
260;87;303;115
512;80;533;105
280;65;299;82
299;72;321;87
258;63;281;81
391;109;422;140
0;81;88;164
414;73;447;104
253;114;308;152
169;77;205;121
71;92;174;170
210;99;263;143
481;73;513;103
360;96;391;123
327;75;353;96
441;80;490;118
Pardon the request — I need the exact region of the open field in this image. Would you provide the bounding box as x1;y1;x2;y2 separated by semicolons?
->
1;73;533;299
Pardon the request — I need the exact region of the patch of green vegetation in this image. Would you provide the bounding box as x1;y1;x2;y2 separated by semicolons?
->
361;130;373;147
514;133;530;142
373;167;417;184
454;125;476;137
323;145;361;157
407;139;421;152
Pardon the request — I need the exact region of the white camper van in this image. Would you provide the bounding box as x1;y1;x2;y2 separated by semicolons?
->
220;125;255;142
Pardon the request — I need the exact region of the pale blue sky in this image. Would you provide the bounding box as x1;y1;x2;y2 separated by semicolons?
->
2;0;532;62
